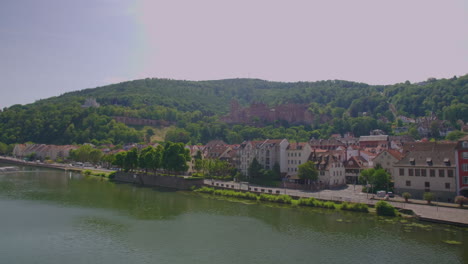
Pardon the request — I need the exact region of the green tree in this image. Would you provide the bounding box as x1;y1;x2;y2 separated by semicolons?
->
124;147;139;172
145;128;155;143
359;168;391;193
162;142;190;174
113;151;127;170
247;158;263;179
297;161;318;184
139;146;155;173
272;162;281;180
446;130;466;141
0;142;8;155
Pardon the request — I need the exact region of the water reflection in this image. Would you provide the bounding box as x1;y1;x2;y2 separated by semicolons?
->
0;164;467;263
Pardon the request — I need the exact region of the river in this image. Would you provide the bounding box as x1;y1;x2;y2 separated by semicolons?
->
0;164;466;264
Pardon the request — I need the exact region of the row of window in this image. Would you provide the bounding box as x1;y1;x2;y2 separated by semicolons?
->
288;160;302;165
463;152;468;159
287;152;302;157
287;167;298;172
400;168;453;178
463;163;468;172
405;180;451;189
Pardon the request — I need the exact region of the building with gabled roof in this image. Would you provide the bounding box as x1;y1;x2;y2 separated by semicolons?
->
308;151;346;188
394;142;457;202
372;149;405;179
344;156;369;184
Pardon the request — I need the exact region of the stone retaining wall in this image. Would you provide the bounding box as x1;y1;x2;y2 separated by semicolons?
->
114;172;203;190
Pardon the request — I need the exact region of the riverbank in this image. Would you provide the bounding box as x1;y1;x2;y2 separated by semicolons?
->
195;186;371;213
204;179;468;227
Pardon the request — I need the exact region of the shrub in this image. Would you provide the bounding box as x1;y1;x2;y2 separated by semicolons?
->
195;186;215;194
455;196;468;207
375;201;397;216
298;197;317;207
423;192;435;204
83;170;92;176
402;192;411;202
322;201;337;209
340;202;369;213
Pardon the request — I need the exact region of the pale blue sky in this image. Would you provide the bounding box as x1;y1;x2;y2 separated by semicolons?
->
1;0;467;107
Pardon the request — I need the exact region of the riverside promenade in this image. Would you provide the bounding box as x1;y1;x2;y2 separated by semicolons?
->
204;179;468;226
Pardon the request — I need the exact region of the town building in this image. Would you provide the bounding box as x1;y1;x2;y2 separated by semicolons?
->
393;142;457;202
309;151;346;188
309;138;345;150
13;144;78;161
455;135;468;197
344;156;369;184
372;149;404;179
359;135;389;149
286;142;313;177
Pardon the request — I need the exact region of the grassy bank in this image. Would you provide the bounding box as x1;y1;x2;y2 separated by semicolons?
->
195;186;370;213
82;169;116;179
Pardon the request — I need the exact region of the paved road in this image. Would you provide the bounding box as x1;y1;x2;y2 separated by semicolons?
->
204;179;468;225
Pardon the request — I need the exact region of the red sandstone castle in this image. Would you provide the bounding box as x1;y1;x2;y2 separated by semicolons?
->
221;100;315;125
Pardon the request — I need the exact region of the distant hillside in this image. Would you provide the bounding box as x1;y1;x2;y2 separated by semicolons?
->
0;75;467;145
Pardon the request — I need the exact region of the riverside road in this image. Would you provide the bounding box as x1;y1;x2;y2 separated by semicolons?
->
204;179;468;226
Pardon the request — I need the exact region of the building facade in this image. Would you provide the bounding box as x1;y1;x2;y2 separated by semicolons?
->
455;135;468;197
393;142;457;202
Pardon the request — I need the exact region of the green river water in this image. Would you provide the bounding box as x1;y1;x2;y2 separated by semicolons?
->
0;164;467;264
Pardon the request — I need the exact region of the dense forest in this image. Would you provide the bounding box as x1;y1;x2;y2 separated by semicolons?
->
0;75;467;146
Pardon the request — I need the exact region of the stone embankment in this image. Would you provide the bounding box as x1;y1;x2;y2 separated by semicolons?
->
114;172;203;190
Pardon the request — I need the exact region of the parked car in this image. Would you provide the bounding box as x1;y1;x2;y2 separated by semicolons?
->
377;190;386;197
387;192;394;198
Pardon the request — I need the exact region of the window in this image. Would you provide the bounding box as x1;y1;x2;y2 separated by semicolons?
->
320;171;325;176
464;177;468;185
298;160;301;165
463;152;468;159
425;182;430;188
445;183;450;189
448;170;453;178
430;169;435;177
399;168;404;176
406;180;411;186
463;141;468;148
421;169;427;177
439;169;445;177
409;169;414;176
299;153;301;157
463;164;468;172
415;169;420;176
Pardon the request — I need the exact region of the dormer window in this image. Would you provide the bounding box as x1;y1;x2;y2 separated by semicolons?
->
426;158;432;166
443;158;450;166
409;158;415;165
463;141;468;148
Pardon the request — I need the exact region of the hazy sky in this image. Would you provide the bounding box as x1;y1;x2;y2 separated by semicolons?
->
1;0;467;107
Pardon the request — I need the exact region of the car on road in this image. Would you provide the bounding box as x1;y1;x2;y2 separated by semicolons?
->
387;192;394;198
377;190;386;197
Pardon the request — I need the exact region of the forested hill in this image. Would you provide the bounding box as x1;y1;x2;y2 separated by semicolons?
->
45;78;373;114
0;75;467;146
